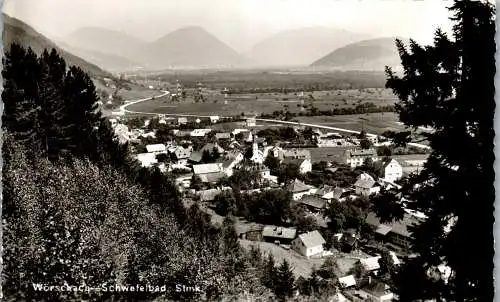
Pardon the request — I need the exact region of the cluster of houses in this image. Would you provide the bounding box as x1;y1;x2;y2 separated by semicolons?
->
107;115;437;301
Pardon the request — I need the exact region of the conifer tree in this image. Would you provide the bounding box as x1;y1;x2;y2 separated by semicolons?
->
274;259;295;300
2;44;41;148
382;0;495;300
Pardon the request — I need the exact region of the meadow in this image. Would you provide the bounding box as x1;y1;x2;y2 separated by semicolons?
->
126;88;398;117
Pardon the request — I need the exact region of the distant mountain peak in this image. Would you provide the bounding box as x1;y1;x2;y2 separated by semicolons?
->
311;36;409;71
246;26;371;67
3;13;109;77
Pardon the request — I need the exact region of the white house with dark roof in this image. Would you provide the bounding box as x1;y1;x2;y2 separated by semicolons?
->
344;148;377;168
210;116;220;123
292;230;326;258
281;149;312;161
171;146;192;165
382;158;403;182
220;151;244;177
354;173;380;196
287;179;314;200
282;157;312;174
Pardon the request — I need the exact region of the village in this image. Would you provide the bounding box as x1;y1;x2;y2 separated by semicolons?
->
107;111;444;301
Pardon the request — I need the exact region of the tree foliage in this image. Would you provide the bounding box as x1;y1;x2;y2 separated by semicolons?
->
382;1;495;300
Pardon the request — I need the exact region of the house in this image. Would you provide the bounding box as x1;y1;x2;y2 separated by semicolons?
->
146;144;167;154
136;153;158;168
359;256;381;272
262;226;297;245
354;173;380;196
210;116;220;123
292;230;326;258
178;117;188;125
359;279;394;302
215;132;232;140
220;151;244;177
365;212;423;249
282;149;312;161
171;146;192;165
192;163;225;183
338;275;357;289
382;158;403;182
286;179;313;200
344;148;377;168
196;187;232;202
238;225;264;241
246;117;256;127
282;158;312;174
314;185;346;201
297;196;327;212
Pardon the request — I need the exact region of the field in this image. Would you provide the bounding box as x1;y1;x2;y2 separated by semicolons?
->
126;88;397;117
239;239;325;278
295;112;402;135
133;69;388;92
93;80;162;101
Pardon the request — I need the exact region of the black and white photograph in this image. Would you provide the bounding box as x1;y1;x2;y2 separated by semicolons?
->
1;0;496;301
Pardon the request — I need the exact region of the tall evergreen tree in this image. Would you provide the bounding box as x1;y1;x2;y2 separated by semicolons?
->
274;259;295;300
38;49;71;160
2;44;41;149
382;0;495;300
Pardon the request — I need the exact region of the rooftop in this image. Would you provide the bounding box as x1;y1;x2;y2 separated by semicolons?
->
286;179;311;193
347;148;377;157
146;144;167;153
360;256;381;271
262;226;297;240
299;196;327;210
365;212;423;238
193;163;223;174
354;173;377;189
296;230;326;248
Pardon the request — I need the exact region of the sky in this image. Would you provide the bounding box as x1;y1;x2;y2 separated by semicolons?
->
3;0;455;52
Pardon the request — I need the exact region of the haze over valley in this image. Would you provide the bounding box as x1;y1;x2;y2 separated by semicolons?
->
4;0;452;73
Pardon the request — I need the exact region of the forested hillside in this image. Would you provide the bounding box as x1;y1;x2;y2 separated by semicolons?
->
1;43;278;301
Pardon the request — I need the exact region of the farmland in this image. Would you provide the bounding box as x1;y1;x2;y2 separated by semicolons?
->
295;112;402;135
126;88;398;117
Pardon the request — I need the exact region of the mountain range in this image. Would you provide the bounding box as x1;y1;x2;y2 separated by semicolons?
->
244;27;371;67
4;14;404;73
311;37;407;71
3;14;110;78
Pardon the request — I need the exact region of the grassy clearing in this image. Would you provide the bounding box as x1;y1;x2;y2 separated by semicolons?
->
239;239;325;278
